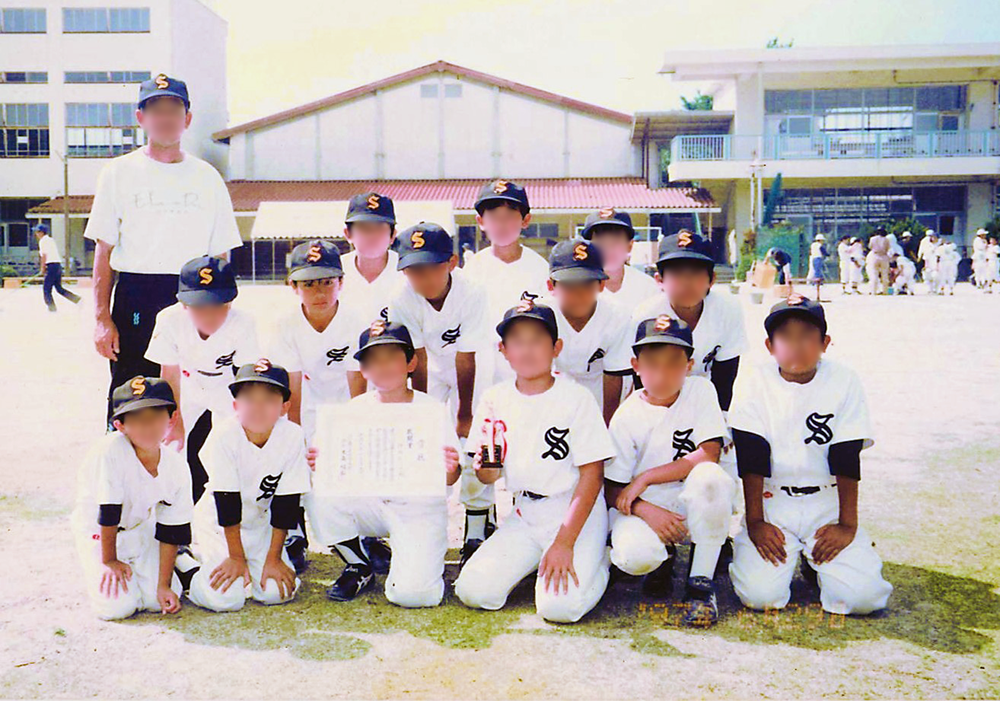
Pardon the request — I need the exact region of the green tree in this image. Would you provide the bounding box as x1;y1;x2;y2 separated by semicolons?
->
680;91;713;111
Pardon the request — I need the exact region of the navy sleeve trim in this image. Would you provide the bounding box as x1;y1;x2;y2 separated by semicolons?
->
604;369;633;377
828;439;863;481
98;503;123;527
155;522;192;545
732;429;771;478
270;493;301;531
214;491;242;527
710;356;740;411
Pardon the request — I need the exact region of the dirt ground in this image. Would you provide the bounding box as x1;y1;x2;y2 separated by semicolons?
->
0;280;998;699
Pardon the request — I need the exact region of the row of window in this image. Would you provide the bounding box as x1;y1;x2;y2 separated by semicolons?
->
1;70;151;84
0;7;149;34
1;102;144;157
1;102;142;127
765;86;967;116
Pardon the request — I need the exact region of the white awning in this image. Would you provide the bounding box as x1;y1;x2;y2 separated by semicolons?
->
250;200;456;240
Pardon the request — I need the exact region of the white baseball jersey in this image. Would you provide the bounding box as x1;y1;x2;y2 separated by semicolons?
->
146;305;261;419
918;237;940;265
729;358;873;486
39;234;62;265
266;302;364;405
388;270;491;384
632;290;748;379
72;431;193;538
538;295;632;406
605;376;727;505
600;265;659;316
197;415;312;533
469;376;614;496
340;250;405;325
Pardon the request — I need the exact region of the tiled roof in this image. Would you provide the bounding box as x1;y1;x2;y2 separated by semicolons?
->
212;60;633;141
28;177;717;216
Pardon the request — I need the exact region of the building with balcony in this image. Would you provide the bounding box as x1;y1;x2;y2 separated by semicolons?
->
1;0;228;271
654;43;1000;254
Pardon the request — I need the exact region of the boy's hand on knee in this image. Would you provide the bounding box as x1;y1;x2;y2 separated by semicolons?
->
812;523;856;564
634;501;687;544
157;584;181;614
748;520;787;565
261;557;296;599
539;539;578;596
99;559;132;598
210;556;250;593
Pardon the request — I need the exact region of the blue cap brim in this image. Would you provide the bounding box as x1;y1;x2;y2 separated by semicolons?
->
496;314;558;343
346;212;396;225
550;267;609;282
632;336;694;355
474;194;528;214
397;251;453;270
657;251;715;265
287;266;344;282
764;308;827;337
176;287;237;306
139;91;189;108
228;377;291;401
583;221;634;240
112;396;176;419
353;337;413;360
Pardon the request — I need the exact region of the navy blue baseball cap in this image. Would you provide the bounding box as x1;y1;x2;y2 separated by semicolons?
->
657;230;714;266
582;208;635;240
549;238;608;282
111;376;177;420
229;358;291;401
633;315;694;357
177;256;237;306
288;239;343;282
765;293;828;337
354;319;415;360
32;223;49;234
345;192;396;225
496;298;558;343
138;73;189;109
474;179;530;216
396;222;454;269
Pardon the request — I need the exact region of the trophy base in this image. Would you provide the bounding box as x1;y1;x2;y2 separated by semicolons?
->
480;444;503;470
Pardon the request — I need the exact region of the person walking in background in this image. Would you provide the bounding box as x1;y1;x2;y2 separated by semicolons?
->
807;234;828;300
34;223;81;312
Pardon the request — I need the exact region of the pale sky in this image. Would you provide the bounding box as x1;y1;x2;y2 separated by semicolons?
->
205;0;1000;126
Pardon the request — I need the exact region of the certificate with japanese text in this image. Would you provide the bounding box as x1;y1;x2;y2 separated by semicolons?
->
312;401;447;498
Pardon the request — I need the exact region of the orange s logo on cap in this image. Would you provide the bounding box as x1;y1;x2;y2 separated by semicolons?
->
130;377;146;396
366;194;380;210
306;244;323;263
411;231;425;249
254;358;271;373
598;207;615;219
155;74;169;89
516;298;535;313
573;243;589;261
678;231;693;247
369;320;386;336
198;267;213;285
654;315;672;331
492;179;509;194
787;292;806;306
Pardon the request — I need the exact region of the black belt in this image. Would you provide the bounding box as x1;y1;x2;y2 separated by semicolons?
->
519;490;548;501
780;485;821;496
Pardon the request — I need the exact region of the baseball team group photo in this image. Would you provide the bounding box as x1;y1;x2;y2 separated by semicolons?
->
1;0;998;698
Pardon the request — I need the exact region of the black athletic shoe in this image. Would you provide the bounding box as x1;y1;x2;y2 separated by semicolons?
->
641;549;675;599
326;563;375;602
800;553;819;588
460;539;484;567
285;536;309;575
363;537;391;575
681;576;719;627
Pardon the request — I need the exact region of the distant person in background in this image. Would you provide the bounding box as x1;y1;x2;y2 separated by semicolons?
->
765;247;793;288
899;231;918;265
34;223;81;312
892;251;916;295
806;234;827;299
918;231;940;294
837;235;852;294
937;241;960;295
987;237;1000;293
972;228;989;290
848;237;865;294
867;227;891;295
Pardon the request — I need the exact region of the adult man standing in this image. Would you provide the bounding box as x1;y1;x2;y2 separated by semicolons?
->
868;227;891;295
34;223;81;311
85;74;242;420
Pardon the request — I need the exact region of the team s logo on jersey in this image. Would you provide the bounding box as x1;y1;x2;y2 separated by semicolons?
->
411;231;425;249
587;348;606;372
804;412;835;445
326;346;349;365
199;267;213;285
441;324;461;347
379;306;390;322
519;290;539;303
154;73;169;89
215;350;236;369
573;243;589;261
130;377;146;396
702;344;721;373
492;179;509;194
256;473;282;501
672;428;697;460
678;231;693;247
366;193;380;210
541;426;570;461
254;358;272;373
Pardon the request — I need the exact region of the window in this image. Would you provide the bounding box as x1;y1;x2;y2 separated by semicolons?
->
1;103;49;157
65;70;149;83
66;102;144;157
523;223;560;240
444;84;462;98
1;8;46;33
1;72;47;83
420;84;438;98
63;7;148;33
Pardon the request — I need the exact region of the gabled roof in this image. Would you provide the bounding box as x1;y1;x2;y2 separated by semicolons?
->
212;60;633;142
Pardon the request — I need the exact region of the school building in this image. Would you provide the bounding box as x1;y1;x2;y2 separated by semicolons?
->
653;43;1000;264
0;0;228;274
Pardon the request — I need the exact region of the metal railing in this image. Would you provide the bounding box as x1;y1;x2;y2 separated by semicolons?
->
671;130;1000;162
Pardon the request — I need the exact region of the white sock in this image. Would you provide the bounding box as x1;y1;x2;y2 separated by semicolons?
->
689;544;722;580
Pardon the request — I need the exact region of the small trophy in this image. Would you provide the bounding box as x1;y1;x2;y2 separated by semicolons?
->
480;406;506;470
